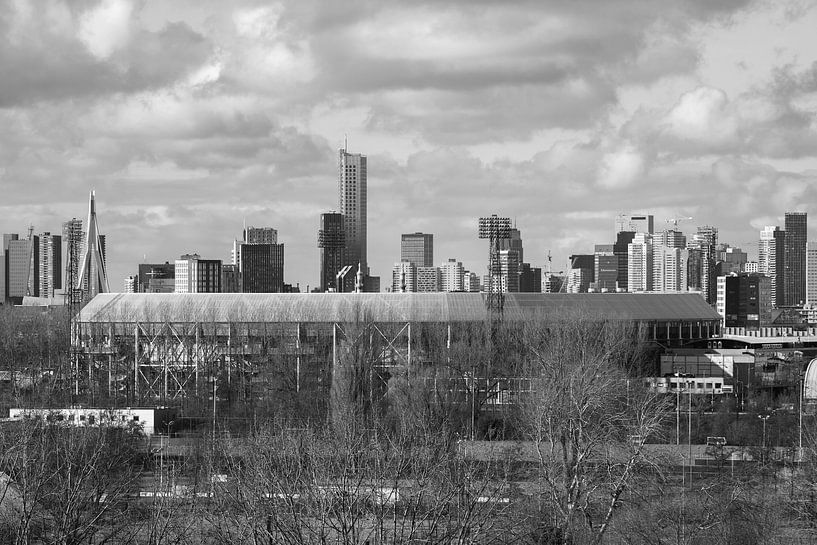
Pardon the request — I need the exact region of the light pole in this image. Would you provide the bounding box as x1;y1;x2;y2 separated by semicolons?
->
674;370;681;446
758;414;770;464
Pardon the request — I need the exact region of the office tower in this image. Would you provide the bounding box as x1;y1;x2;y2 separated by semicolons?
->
318;212;345;292
38;232;62;298
7;238;31;303
401;233;434;268
614;231;635;292
567;255;594;293
392;261;416;292
416;266;441;292
627;233;653;292
759;225;785;308
716;245;747;276
653;245;689;292
593;244;618;292
221;264;241;293
339;147;367;274
658;229;686;249
688;226;718;304
500;228;524;265
784;211;807;306
124;276;136;293
440;259;464;292
519;263;542;293
716;273;772;330
241;243;284;292
137;263;175;293
808;243;817;305
76;191;109;300
615;214;654;235
175;254;222;293
245;226;277;244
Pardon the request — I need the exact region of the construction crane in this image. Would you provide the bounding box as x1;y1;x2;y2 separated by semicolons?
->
666;216;693;228
25;224;34;297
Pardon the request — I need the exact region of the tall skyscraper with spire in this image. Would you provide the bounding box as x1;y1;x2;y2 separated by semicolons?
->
339;146;367;275
76;191;109;301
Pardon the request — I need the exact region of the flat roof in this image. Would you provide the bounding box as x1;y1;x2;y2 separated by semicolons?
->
77;292;722;324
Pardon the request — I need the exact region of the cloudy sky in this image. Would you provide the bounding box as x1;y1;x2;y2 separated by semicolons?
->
2;0;817;290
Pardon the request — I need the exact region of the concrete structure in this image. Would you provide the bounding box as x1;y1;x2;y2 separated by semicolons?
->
401;233;433;268
339;147;367;275
392;262;416;292
318;212;345;292
38;232;61;298
784;211;807;306
416;266;441;292
74;292;723;405
175;254;222;293
615;214;654;235
440;259;464;292
759;225;785;308
628;233;653;292
716;273;772;330
653;245;688;292
808;242;817;305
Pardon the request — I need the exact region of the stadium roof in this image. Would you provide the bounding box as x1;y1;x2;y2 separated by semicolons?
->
78;292;721;324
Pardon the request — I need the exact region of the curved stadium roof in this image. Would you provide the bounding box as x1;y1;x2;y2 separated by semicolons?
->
77;292;721;324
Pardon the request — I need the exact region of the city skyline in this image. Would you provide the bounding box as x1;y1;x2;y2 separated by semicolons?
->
1;1;817;289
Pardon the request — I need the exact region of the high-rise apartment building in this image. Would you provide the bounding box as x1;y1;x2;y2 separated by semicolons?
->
241;243;284;292
615;214;654;235
658;229;686;249
463;271;481;292
440;259;464;292
614;231;635;292
339;147;367;274
7;238;31;303
416;267;441;292
38;232;62;298
759;225;785;308
688;226;718;304
318;212;345;292
653;245;689;292
401;233;434;268
392;261;416;292
784;211;807;306
628;233;653;292
808;242;817;305
175;254;222;293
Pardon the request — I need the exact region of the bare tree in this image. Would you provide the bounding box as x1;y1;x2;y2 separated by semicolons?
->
517;313;672;545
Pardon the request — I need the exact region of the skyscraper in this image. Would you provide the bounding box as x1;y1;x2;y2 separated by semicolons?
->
653;245;689;292
627;233;653;292
175;254;222;293
784;211;807;306
759;225;785;308
500;228;524;265
615;214;654;235
38;232;62;298
688;226;718;304
339;147;367;274
318;212;345;292
6;237;29;304
614;231;635;292
807;242;817;305
593;244;618;292
400;233;433;268
241;243;284;292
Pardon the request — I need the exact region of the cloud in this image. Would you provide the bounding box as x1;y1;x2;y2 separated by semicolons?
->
78;0;134;59
597;145;646;188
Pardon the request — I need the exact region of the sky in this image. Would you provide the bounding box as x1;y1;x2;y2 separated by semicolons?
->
2;0;817;291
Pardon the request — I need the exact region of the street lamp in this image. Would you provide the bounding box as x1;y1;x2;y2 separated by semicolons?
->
758;414;770;463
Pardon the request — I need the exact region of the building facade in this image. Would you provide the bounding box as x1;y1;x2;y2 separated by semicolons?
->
807;242;817;305
689;226;718;304
392;261;416;292
784;211;807;306
137;263;175;293
716;273;772;330
401;233;433;268
615;214;654;235
318;212;345;292
440;259;464;292
339;148;367;274
241;244;284;293
175;254;222;293
38;232;62;298
416;266;441;292
759;225;786;308
628;233;653;292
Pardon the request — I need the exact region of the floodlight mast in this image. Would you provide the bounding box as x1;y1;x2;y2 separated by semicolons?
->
478;215;512;314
